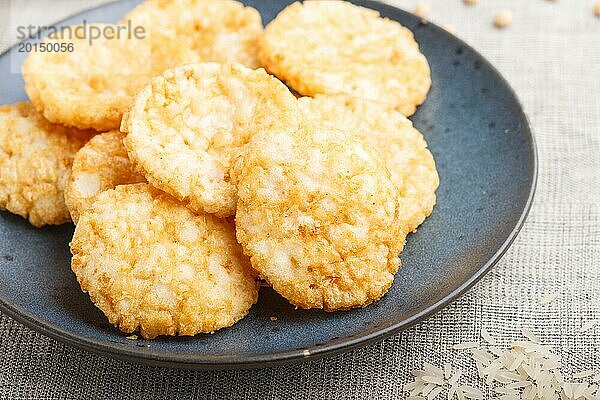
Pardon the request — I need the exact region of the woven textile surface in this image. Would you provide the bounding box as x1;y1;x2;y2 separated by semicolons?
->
1;0;599;398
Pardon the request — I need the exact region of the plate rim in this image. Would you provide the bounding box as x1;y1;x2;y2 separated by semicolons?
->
0;0;538;369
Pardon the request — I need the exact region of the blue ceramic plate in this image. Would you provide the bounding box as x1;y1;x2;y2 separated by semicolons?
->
0;0;536;369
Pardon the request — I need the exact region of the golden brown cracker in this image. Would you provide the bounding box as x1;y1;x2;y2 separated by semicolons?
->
64;130;146;224
233;125;404;311
122;62;302;217
0;102;94;227
260;0;431;116
22;23;158;131
298;95;439;233
70;183;259;339
122;0;263;69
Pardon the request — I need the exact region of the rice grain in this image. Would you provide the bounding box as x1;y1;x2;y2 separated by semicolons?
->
580;320;598;333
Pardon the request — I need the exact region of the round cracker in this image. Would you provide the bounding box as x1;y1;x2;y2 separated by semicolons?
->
298;95;439;233
65;130;146;224
22;23;159;131
232;125;405;311
259;0;431;116
121;0;263;69
0;102;93;227
70;183;259;339
0;102;94;227
122;62;302;217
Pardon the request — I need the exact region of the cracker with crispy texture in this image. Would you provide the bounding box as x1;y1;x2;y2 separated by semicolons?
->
260;0;431;116
22;23;165;131
121;0;263;69
70;184;259;339
123;62;302;217
232;125;405;311
0;102;93;227
298;95;439;233
65;130;146;224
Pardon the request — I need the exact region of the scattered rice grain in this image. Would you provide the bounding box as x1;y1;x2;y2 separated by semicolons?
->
506;381;531;389
458;385;483;399
470;348;494;364
493;10;513;28
428;386;444;399
414;3;431;18
444;363;452;379
573;370;595;379
508;353;525;371
448;384;457;399
481;326;495;345
424;362;445;377
499;395;520;400
449;370;463;386
555;370;565;384
538;292;560;305
521;327;541;344
454;342;479;350
489;346;504;357
580;319;599;333
421;383;437;397
573;382;589;398
475;361;485;379
407;328;599;400
442;24;456;34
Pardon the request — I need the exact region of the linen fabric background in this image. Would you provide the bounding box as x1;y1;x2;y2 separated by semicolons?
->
1;0;599;398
